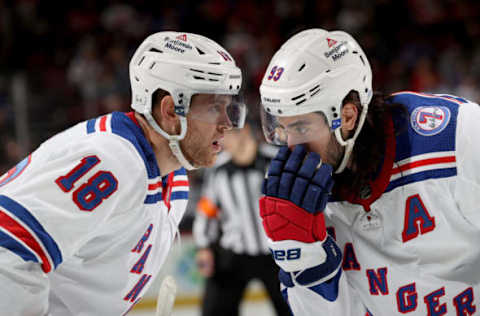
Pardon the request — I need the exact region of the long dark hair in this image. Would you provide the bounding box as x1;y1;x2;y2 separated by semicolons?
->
332;91;408;200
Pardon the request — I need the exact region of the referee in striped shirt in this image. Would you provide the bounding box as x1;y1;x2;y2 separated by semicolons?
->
193;123;290;316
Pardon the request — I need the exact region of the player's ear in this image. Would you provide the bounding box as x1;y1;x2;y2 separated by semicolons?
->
341;102;358;137
154;95;180;134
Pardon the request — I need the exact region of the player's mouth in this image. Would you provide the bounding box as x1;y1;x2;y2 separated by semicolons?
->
212;138;224;153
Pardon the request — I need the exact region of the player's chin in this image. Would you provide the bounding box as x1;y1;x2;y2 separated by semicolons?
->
194;152;218;168
204;153;218;167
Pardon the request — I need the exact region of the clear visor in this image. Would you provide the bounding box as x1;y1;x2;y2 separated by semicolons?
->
260;106;330;146
188;94;247;129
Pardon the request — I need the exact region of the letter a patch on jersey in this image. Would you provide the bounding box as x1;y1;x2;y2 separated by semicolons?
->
342;243;361;271
402;194;435;242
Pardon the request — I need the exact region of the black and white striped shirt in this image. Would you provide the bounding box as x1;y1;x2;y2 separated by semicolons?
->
193;144;277;256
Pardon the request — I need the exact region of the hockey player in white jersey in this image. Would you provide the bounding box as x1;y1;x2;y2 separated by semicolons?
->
259;28;480;315
0;32;246;315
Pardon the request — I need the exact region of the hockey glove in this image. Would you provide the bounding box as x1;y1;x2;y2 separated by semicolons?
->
260;144;333;243
260;145;342;285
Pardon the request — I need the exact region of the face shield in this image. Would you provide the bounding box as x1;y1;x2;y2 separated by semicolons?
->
260;106;331;146
188;94;247;129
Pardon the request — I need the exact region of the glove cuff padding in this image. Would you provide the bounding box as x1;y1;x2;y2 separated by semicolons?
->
268;238;328;272
277;236;343;290
260;196;326;243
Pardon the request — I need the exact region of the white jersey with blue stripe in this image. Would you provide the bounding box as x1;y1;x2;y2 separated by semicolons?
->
0;112;189;315
282;92;480;315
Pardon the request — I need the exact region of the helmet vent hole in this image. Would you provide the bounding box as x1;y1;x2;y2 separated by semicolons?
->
333;113;338;118
208;62;221;65
209;79;219;82
190;68;205;73
138;56;145;66
278;109;283;114
196;47;205;55
193;76;205;80
365;88;368;93
298;63;306;72
207;72;222;76
363;76;366;82
359;55;366;66
229;85;233;90
352;51;358;54
149;62;156;70
134;76;139;82
309;85;321;97
295;99;307;106
149;48;163;54
326;69;331;73
291;93;305;101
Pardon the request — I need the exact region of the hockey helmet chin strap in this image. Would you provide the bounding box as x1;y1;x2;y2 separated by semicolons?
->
333;104;368;174
144;112;197;171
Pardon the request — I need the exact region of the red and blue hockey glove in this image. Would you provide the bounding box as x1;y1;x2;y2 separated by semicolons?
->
260;144;333;243
260;145;342;290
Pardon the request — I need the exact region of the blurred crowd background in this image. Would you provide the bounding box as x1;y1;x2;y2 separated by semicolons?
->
1;0;479;229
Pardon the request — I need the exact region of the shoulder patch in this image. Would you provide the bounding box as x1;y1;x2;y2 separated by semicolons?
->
410;106;451;136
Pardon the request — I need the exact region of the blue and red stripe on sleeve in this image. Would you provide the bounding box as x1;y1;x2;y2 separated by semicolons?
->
0;195;62;273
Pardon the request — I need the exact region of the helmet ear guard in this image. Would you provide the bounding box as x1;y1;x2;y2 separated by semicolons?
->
129;32;243;170
260;28;372;173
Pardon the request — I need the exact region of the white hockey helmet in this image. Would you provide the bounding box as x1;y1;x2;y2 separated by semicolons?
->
130;31;245;170
260;29;372;173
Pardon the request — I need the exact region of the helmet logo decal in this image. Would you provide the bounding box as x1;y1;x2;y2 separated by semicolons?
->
267;66;284;81
163;36;193;54
134;94;146;106
174;105;186;116
176;34;187;41
332;118;341;130
327;38;337;48
410;106;451;136
217;50;232;61
263;96;281;103
324;41;349;61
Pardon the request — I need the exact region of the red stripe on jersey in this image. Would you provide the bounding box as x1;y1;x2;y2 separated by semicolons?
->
0;210;52;273
99;116;107;132
392;156;456;175
148;182;161;190
148;180;189;190
172;180;189;187
164;173;174;211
